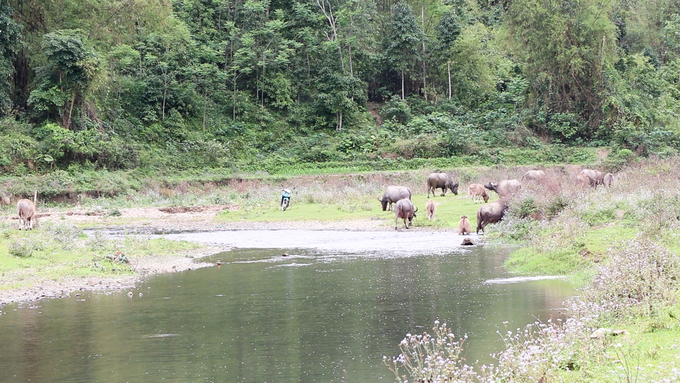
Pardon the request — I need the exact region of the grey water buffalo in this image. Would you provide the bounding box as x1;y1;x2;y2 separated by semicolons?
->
378;185;412;211
484;179;522;198
17;199;36;230
575;173;590;188
476;201;508;234
603;173;614;187
522;170;546;182
425;200;438;221
427;172;459;198
458;215;472;235
467;183;489;204
580;169;605;187
395;199;417;229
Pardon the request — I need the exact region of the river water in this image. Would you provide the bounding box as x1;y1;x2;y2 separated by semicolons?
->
0;231;573;382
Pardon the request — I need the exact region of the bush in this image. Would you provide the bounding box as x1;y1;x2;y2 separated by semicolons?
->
8;238;45;257
384;321;477;382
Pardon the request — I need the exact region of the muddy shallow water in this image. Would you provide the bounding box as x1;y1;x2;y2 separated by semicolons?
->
164;229;481;255
0;230;574;382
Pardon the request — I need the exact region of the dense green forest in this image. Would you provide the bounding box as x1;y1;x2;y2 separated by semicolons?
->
1;0;679;174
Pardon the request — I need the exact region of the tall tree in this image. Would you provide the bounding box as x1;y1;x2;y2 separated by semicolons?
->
0;0;21;114
383;1;423;99
506;0;618;136
434;8;461;100
27;29;100;129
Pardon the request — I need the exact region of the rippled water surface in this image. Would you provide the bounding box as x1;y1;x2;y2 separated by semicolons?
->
0;231;573;382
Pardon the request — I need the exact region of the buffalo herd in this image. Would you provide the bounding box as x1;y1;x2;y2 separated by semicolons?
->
382;168;615;233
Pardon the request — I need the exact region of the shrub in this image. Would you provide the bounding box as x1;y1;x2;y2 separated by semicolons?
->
8;239;34;257
384;321;477;383
574;239;680;320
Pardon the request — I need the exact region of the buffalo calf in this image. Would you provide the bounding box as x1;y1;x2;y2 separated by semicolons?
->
425;200;437;221
458;215;472;235
467;184;489;204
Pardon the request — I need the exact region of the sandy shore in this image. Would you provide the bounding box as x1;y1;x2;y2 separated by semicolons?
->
1;205;408;309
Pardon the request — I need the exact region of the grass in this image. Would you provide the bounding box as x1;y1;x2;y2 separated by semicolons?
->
0;222;205;292
215;191;489;230
550;310;680;382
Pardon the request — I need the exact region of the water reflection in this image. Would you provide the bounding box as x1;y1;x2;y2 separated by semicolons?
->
0;244;573;382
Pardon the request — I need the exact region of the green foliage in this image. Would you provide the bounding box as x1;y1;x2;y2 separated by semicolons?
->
28;29;100;129
0;0;21;114
0;0;678;173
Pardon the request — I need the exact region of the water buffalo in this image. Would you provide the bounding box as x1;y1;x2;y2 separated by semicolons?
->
458;215;472;235
603;173;614;188
427;172;459;198
476;201;507;234
580;169;604;187
425;199;438;221
17;199;36;230
395;199;417;229
522;170;546;182
484;179;521;198
378;185;412;211
467;184;489;204
575;173;590;188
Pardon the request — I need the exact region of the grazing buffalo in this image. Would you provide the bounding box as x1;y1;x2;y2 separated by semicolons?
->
476;201;507;234
575;173;591;188
427;172;459;198
17;199;36;230
378;185;412;211
603;173;614;188
395;199;417;230
522;170;546;182
425;199;438;221
484;179;522;198
458;215;472;235
580;169;605;187
467;184;489;204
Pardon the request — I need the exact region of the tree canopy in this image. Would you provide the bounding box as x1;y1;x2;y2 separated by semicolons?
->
1;0;679;173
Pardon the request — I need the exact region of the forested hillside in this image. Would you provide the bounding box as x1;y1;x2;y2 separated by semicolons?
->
1;0;679;174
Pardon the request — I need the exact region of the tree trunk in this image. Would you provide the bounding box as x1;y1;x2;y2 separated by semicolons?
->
337;111;343;131
401;69;405;100
232;76;237;121
447;61;451;100
162;87;167;121
421;3;426;100
202;93;207;130
66;89;76;129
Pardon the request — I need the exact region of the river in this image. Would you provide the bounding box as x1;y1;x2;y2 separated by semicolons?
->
0;230;573;382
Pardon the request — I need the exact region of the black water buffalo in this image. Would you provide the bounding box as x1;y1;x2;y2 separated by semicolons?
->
379;185;412;211
484;179;521;198
395;199;417;229
427;172;459;198
476;201;507;234
17;199;36;230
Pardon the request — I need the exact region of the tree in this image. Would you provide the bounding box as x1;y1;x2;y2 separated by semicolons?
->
0;0;21;114
434;8;462;100
28;29;100;129
506;0;618;137
383;1;423;100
